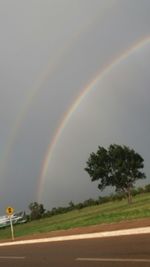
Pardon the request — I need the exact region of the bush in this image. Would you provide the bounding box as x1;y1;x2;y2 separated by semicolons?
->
145;184;150;192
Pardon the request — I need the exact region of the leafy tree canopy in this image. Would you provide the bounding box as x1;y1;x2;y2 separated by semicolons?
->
85;144;146;203
29;202;45;220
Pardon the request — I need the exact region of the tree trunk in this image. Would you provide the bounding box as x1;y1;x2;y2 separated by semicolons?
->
127;187;132;204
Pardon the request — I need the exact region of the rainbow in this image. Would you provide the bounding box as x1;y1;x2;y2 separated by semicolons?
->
37;35;150;202
0;13;101;179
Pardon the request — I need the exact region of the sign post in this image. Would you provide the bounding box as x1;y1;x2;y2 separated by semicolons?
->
6;207;15;241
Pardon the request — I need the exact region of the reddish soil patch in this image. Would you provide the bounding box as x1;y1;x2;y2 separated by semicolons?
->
6;217;150;242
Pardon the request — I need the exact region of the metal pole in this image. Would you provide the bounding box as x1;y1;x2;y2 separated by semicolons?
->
9;216;14;241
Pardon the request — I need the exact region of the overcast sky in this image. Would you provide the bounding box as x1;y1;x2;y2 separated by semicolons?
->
0;0;150;214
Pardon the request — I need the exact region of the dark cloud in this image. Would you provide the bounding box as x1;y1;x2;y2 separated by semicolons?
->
0;0;150;213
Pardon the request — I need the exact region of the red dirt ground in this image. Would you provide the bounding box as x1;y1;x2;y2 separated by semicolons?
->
6;217;149;242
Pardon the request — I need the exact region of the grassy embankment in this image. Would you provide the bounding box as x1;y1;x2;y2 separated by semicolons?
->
0;192;150;240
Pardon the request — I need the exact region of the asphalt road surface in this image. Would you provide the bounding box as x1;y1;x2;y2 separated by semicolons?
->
0;234;150;267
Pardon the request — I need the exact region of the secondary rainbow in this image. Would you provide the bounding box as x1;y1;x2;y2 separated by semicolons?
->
37;35;150;202
0;9;104;183
0;15;99;181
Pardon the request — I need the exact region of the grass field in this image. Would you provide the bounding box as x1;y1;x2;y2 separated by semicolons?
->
0;193;150;240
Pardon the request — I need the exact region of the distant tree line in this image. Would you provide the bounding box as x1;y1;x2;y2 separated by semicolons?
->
28;184;150;221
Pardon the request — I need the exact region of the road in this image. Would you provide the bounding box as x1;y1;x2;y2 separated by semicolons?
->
0;234;150;267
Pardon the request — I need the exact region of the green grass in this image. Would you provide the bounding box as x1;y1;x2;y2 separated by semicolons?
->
0;193;150;240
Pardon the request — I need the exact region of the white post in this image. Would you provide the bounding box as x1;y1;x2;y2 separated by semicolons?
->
9;216;14;241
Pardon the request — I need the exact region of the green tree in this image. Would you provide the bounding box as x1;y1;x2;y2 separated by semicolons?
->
29;202;45;220
85;144;146;204
69;201;75;209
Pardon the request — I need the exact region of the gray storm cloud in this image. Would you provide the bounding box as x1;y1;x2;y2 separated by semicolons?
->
0;0;150;213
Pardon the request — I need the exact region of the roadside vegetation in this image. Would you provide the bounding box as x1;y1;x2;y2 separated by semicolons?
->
29;184;150;220
0;187;150;240
27;144;147;221
0;144;149;240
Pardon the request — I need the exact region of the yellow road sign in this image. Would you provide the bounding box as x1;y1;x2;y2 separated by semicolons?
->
6;207;14;216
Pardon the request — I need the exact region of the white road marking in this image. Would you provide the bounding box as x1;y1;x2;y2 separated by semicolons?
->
0;256;25;259
0;226;150;247
76;258;150;263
